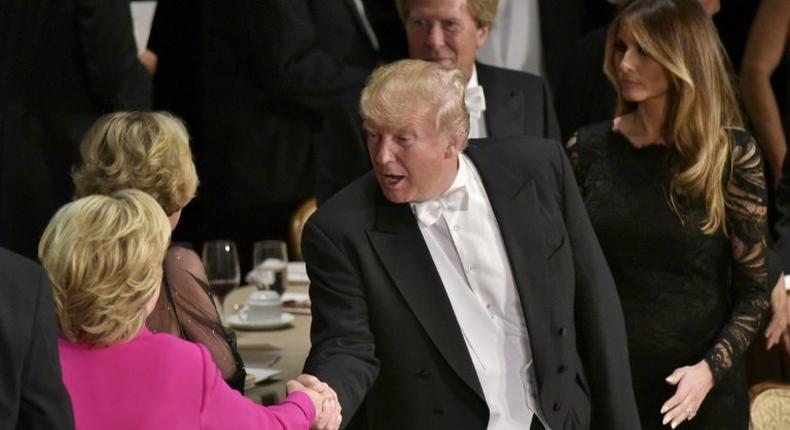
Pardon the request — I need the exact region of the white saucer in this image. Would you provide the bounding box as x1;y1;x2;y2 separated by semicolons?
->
227;312;295;331
245;367;281;390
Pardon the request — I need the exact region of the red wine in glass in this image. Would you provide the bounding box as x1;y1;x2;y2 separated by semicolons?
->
208;277;240;304
202;240;240;306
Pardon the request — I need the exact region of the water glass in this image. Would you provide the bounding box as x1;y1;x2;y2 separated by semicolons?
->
252;240;288;294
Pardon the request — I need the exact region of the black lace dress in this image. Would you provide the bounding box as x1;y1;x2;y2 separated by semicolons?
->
567;121;770;429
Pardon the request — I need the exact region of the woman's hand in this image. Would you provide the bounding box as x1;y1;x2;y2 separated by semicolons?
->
765;275;789;349
660;360;714;428
286;374;342;430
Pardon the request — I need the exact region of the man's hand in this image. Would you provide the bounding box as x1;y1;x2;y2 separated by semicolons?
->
138;49;158;75
289;373;342;430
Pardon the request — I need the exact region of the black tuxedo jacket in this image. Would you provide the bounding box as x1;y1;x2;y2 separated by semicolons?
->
0;248;74;429
477;62;561;141
0;0;151;259
303;138;640;429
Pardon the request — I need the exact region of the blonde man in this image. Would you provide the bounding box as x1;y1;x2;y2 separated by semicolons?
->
394;0;559;141
302;59;639;430
40;190;339;430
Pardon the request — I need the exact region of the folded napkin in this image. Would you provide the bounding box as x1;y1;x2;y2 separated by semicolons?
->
245;258;285;287
287;262;310;284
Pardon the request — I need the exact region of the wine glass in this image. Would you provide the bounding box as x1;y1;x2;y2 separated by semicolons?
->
202;240;240;306
252;240;288;294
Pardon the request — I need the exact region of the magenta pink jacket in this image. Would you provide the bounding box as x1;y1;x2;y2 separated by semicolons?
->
58;328;315;430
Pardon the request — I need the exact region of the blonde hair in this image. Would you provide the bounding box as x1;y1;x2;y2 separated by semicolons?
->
73;111;198;215
395;0;498;29
39;190;172;347
604;0;743;234
361;59;469;147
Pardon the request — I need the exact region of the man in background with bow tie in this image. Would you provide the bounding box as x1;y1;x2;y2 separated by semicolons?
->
302;59;639;429
397;0;560;140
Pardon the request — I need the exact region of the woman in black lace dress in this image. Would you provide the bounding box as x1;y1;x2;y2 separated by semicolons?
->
71;112;247;392
566;1;770;428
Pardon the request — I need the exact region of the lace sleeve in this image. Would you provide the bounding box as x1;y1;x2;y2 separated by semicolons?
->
704;132;771;383
162;246;243;383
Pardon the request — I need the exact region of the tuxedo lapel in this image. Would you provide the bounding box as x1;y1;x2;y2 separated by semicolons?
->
465;146;553;386
367;197;485;401
476;62;525;137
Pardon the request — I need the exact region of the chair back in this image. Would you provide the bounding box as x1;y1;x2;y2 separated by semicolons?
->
289;198;317;261
750;381;790;429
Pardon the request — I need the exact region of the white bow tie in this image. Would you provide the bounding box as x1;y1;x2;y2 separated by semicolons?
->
412;185;469;227
465;85;487;119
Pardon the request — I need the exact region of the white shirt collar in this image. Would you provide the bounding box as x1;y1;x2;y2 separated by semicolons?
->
410;155;471;227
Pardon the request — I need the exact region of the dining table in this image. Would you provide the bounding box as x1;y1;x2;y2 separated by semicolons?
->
223;280;312;405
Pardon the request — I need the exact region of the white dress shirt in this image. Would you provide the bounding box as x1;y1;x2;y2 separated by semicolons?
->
411;154;548;430
466;66;488;139
476;0;544;76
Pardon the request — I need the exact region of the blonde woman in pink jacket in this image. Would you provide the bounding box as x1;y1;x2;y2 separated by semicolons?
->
38;190;341;430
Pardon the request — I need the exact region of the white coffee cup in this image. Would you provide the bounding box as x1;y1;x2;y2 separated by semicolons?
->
240;290;282;322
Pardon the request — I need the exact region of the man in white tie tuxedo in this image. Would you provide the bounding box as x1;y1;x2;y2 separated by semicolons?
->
396;0;560;140
302;59;640;430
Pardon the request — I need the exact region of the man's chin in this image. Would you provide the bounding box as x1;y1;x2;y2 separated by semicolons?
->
380;188;410;204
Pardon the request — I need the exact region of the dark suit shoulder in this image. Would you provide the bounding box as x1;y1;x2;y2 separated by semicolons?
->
475;62;547;91
309;172;381;233
467;136;565;174
0;247;47;299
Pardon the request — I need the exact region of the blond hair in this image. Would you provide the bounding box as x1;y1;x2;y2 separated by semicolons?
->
73;111;198;215
361;59;469;147
39;190;172;347
604;0;743;234
395;0;498;29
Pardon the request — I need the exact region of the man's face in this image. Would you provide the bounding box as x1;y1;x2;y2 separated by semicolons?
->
366;111;460;204
404;0;489;80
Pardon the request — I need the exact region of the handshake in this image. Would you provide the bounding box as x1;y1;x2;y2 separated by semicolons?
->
286;374;342;430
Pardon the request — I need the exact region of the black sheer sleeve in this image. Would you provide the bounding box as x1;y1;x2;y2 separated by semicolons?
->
704;131;771;383
146;246;246;392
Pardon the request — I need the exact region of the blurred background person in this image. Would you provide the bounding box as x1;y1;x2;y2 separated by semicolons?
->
71;112;246;392
0;247;74;429
199;0;379;271
39;189;339;430
0;0;151;260
741;0;789;188
566;0;769;428
476;0;613;92
745;0;790;384
739;0;790;386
